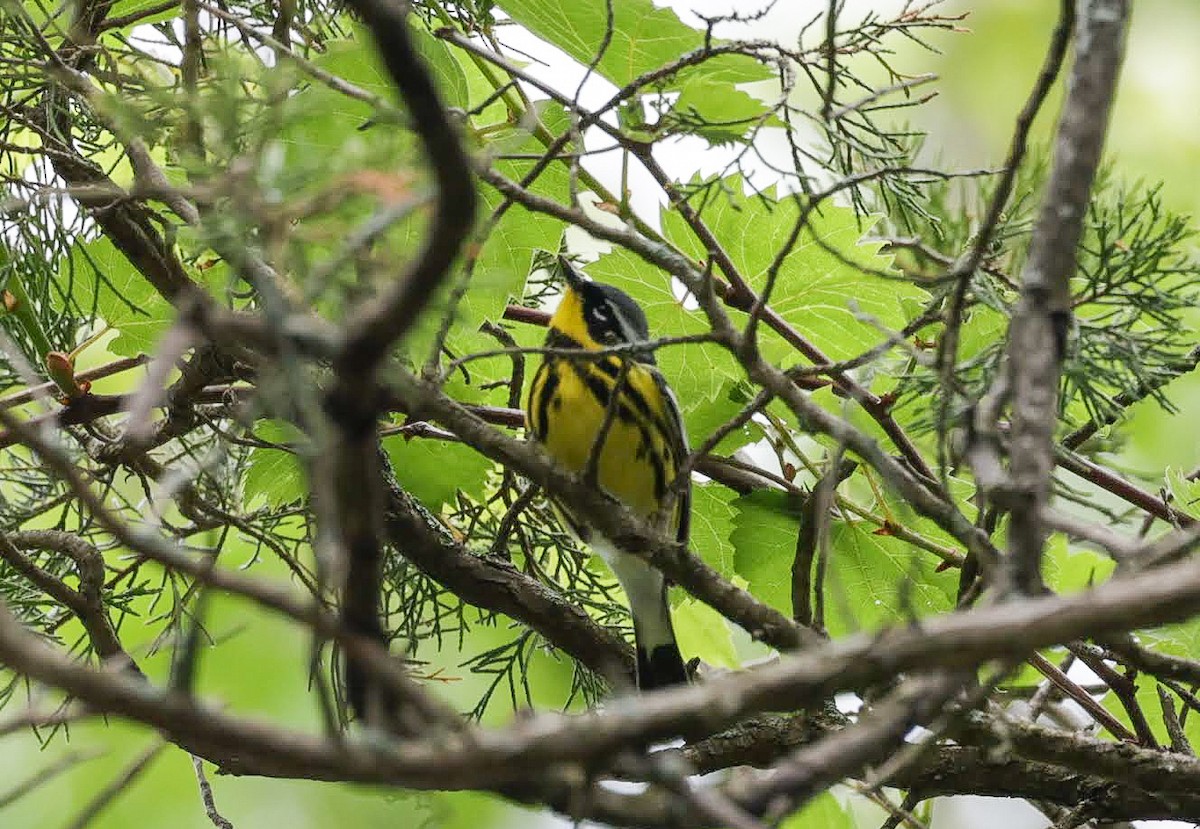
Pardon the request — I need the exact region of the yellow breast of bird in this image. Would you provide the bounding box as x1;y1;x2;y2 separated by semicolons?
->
527;355;677;521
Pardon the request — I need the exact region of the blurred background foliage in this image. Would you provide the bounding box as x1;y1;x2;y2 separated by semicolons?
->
1;0;1197;827
922;0;1200;490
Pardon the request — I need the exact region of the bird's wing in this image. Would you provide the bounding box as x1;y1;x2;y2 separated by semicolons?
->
650;366;691;545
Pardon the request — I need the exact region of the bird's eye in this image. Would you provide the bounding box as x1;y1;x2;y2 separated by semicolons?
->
599;329;620;345
590;305;610;323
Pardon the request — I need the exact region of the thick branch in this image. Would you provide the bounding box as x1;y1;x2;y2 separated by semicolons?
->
1002;0;1130;593
328;0;476;724
726;673;966;817
8;548;1200;795
381;469;635;684
336;0;477;370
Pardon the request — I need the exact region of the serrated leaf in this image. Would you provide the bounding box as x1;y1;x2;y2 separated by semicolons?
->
405;101;569;385
585;181;925;442
276;27;449;185
662;177;926;365
732;489;958;636
497;0;767;88
58;236;173;356
958;306;1008;360
688;483;737;579
409;25;471;109
731;489;808;617
1042;533;1116;594
243;421;307;508
1139;618;1200;664
863;473;973;567
463;103;571;293
1135;622;1200;755
823;522;957;637
497;0;772;144
684;379;762;451
309;37;396;124
671;73;780;144
1103;618;1200;750
1166;468;1200;520
258;30;546;389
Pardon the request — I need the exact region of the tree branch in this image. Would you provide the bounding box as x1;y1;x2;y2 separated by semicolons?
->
1000;0;1130;593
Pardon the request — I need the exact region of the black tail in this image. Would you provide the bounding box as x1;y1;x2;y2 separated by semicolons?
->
598;542;691;691
635;641;689;690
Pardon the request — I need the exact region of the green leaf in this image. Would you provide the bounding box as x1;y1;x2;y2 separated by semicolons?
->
672;598;738;669
671;73;781;145
731;489;808;617
731;490;958;636
1132;618;1200;748
778;791;855;829
0;127;43;177
823;522;957;637
688;484;737;580
385;436;493;510
497;0;767;88
243;421;307;508
683;379;763;451
1166;468;1200;521
276;33;425;183
58;236;173;356
587;179;924;441
409;25;472;110
958;306;1008;360
1042;533;1116;594
307;22;499;130
864;473;974;567
483;100;574;277
497;0;772;144
662;177;926;365
308;36;397;123
404;101;569;387
268;33;552;389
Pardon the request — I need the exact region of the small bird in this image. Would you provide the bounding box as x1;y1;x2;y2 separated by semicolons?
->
526;257;690;690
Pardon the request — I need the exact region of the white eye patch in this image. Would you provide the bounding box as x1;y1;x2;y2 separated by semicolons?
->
590;305;610;323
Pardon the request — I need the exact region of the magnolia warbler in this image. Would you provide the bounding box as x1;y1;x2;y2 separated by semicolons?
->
526;257;690;690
